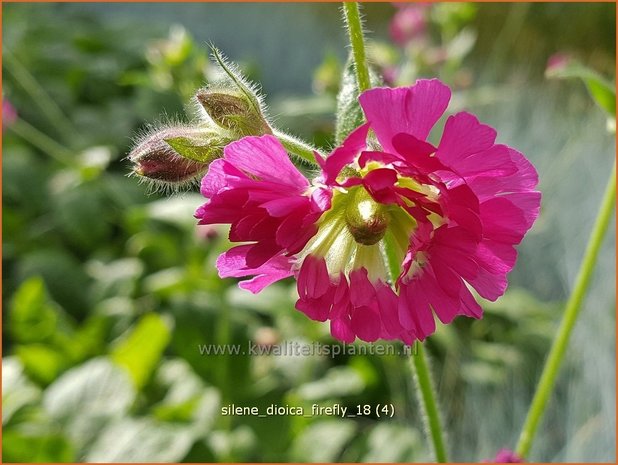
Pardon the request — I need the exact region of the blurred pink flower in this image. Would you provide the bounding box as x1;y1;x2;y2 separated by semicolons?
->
546;52;573;74
2;99;18;129
390;4;429;46
483;449;524;463
196;79;540;344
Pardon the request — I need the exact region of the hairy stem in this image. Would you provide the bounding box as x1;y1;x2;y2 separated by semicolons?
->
342;2;371;93
272;129;321;167
412;343;449;463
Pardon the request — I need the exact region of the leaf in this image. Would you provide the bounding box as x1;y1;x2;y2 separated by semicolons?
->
335;55;381;144
9;276;58;344
294;366;365;401
291;419;357;462
151;358;221;435
2;357;41;425
42;358;136;450
84;418;194;462
2;430;75;462
111;313;171;389
16;344;70;386
362;423;423;462
546;60;616;117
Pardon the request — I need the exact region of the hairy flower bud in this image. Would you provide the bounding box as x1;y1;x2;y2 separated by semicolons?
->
195;89;271;136
129;126;229;186
194;46;272;138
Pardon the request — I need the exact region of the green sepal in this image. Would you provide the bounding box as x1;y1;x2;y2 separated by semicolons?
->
335;55;381;145
164;135;224;163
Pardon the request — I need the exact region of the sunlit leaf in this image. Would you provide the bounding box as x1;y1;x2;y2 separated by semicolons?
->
111;313;172;389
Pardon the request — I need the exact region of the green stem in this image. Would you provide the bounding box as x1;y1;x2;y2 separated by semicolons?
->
516;160;616;458
383;218;449;463
412;343;449;463
7;119;74;165
272;129;321;167
344;2;448;459
342;2;371;93
4;50;79;143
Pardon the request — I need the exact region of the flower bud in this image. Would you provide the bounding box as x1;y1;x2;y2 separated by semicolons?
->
195;89;271;136
129;126;228;185
345;188;390;246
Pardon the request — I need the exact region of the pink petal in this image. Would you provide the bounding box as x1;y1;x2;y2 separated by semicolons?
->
398;280;436;339
480;197;531;244
436;112;497;166
319;123;370;184
359;79;451;153
295;288;335;322
297;255;332;300
200;159;227;197
224;135;309;189
351;305;381;342
330;317;355;343
217;247;294;293
362;168;400;204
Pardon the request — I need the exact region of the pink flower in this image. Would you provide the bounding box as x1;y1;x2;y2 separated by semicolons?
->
546;52;573;74
195;135;329;293
482;449;524;463
196;79;540;344
390;4;428;46
2;99;18;129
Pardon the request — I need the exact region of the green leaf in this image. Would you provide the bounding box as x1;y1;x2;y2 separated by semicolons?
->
291;419;357;462
2;357;42;425
84;418;194;462
15;344;69;386
335;55;381;144
2;430;75;462
43;358;136;450
547;61;616;117
151;359;221;434
9;276;58;344
111;313;171;389
293;366;365;401
362;423;423;462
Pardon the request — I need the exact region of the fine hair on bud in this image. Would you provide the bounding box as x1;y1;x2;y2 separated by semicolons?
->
128;125;214;193
192;46;272;136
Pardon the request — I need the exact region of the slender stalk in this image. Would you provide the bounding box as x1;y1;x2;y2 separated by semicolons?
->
272;129;321;167
7;119;74;165
342;2;371;93
343;2;449;461
383;214;448;463
516;160;616;458
4;50;79;142
412;343;449;463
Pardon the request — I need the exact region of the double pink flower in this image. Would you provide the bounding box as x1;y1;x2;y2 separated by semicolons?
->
196;79;540;344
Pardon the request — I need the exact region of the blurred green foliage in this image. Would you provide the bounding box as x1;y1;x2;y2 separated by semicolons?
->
2;2;615;463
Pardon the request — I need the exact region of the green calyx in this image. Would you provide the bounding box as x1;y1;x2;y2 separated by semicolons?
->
344;187;390;246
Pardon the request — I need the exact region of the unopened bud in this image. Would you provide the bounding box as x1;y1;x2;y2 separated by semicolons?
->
195;88;271;136
129;126;227;185
345;187;390;246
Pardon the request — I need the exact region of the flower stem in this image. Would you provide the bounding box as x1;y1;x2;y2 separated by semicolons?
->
8;119;74;165
272;129;321;167
346;2;449;459
342;2;371;93
412;343;449;463
516;160;616;458
4;49;80;143
384;219;449;463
